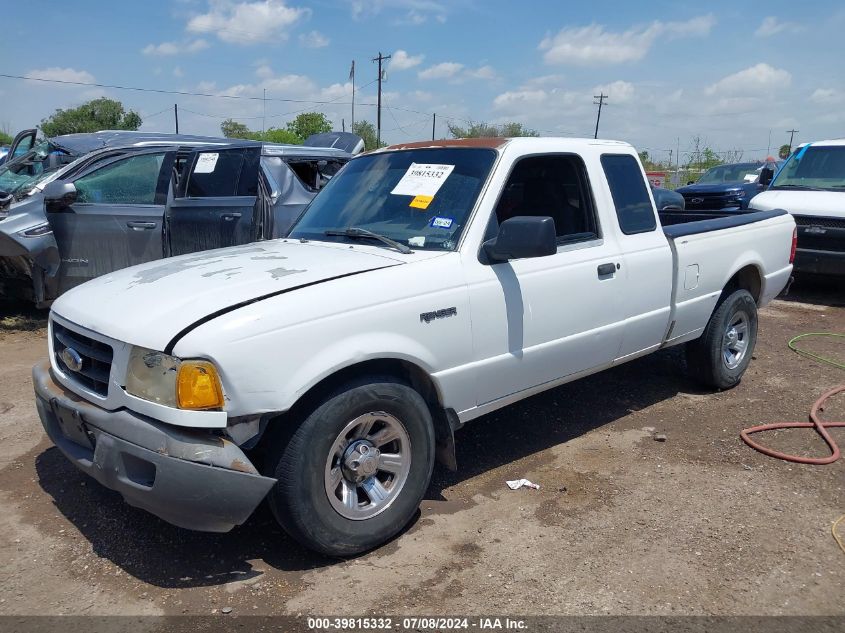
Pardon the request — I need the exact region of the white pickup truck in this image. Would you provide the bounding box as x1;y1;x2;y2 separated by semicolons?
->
33;137;795;555
749;138;845;277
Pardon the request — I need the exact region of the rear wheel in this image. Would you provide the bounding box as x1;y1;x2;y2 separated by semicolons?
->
266;379;435;556
686;288;758;390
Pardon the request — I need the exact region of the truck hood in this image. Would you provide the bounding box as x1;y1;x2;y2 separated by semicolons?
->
51;240;411;351
676;183;750;195
750;190;845;218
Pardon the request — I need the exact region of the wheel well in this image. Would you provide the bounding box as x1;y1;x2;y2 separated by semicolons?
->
724;265;762;304
259;359;457;468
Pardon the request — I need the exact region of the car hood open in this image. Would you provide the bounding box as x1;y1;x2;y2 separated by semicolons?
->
51;239;410;351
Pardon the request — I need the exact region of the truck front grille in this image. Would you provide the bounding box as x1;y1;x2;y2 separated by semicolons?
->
793;215;845;230
53;322;114;397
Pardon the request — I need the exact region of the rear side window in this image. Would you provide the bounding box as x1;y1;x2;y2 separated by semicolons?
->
601;154;656;234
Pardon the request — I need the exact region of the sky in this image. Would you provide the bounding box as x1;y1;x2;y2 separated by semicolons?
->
1;0;844;164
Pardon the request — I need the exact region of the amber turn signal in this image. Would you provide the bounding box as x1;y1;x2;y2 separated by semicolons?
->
176;361;224;410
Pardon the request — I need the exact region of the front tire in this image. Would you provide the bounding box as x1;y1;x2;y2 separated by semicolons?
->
266;378;435;556
686;288;758;390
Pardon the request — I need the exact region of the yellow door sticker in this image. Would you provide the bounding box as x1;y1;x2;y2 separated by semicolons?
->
410;195;434;209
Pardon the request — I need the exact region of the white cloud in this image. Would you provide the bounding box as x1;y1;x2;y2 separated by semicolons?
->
418;62;464;80
299;30;329;48
755;16;799;37
142;39;209;56
390;49;424;71
493;89;549;110
351;0;447;24
539;14;715;65
810;87;843;104
593;80;635;103
173;66;185;78
705;63;791;97
187;0;308;44
466;65;496;80
255;64;274;79
25;67;95;84
417;62;495;83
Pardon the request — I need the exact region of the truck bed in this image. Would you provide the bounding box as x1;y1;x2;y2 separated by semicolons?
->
658;208;789;238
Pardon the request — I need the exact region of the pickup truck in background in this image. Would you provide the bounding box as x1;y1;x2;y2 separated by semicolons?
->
749;139;845;277
676;160;781;211
32;137;795;556
0;132;361;305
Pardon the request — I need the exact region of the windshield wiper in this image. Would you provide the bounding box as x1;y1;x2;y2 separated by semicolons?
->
324;227;412;254
772;184;826;191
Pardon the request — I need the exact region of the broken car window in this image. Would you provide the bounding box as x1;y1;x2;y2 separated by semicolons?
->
74;153;165;205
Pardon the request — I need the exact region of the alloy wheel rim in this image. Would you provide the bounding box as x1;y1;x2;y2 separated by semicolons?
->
324;411;412;520
722;310;750;370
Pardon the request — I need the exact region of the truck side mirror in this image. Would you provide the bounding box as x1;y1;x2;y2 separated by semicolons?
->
759;167;774;186
482;216;557;263
42;180;77;212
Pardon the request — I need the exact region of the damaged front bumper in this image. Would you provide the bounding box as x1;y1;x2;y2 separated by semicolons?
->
0;195;59;306
32;359;276;532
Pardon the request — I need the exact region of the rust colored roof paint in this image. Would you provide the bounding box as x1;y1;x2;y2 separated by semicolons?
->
384;137;509;151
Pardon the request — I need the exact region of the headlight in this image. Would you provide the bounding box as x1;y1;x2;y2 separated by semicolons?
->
125;347;224;410
733;190;747;198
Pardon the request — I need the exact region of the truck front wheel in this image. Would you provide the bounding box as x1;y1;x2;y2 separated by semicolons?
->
266;379;435;556
686;288;758;390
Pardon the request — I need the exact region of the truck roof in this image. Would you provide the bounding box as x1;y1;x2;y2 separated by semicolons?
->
382;137;634;153
795;139;845;148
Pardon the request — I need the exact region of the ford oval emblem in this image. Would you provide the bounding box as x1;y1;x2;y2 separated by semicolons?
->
691;197;704;204
60;347;84;372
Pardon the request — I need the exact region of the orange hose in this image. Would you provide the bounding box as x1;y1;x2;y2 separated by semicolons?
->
740;384;845;464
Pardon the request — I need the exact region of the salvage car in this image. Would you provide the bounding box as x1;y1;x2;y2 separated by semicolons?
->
750;139;845;276
32;137;795;556
676;160;781;211
1;132;359;305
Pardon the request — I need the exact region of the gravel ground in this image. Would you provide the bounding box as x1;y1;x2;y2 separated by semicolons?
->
0;279;843;619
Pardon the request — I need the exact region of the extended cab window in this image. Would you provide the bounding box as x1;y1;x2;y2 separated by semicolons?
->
493;155;599;244
74;153;165;205
601;154;657;234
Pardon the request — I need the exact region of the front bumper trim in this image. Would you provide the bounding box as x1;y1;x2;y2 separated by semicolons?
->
33;360;276;532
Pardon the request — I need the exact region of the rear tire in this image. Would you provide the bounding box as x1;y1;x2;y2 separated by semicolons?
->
686;288;758;390
266;378;435;556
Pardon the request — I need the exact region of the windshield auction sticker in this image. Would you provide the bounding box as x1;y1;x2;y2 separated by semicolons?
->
194;152;219;174
391;163;455;198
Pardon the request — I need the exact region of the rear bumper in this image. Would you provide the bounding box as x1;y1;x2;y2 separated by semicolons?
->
33;360;276;532
794;248;845;276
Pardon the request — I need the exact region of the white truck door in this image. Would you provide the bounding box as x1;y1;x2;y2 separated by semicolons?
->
466;154;626;406
599;154;674;361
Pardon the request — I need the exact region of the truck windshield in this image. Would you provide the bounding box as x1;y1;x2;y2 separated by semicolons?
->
696;163;761;184
0;140;72;200
771;145;845;191
288;148;498;251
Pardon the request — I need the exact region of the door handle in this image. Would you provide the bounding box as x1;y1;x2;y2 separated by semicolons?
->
221;212;242;221
126;221;157;230
597;262;618;277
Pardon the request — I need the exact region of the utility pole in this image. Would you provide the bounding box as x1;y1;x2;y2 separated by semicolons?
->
372;51;391;146
593;93;607;139
349;60;355;131
786;128;799;154
432;113;436;141
174;103;179;134
262;88;266;135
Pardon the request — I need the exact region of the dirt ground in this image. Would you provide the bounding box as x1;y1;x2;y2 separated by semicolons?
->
0;279;843;619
